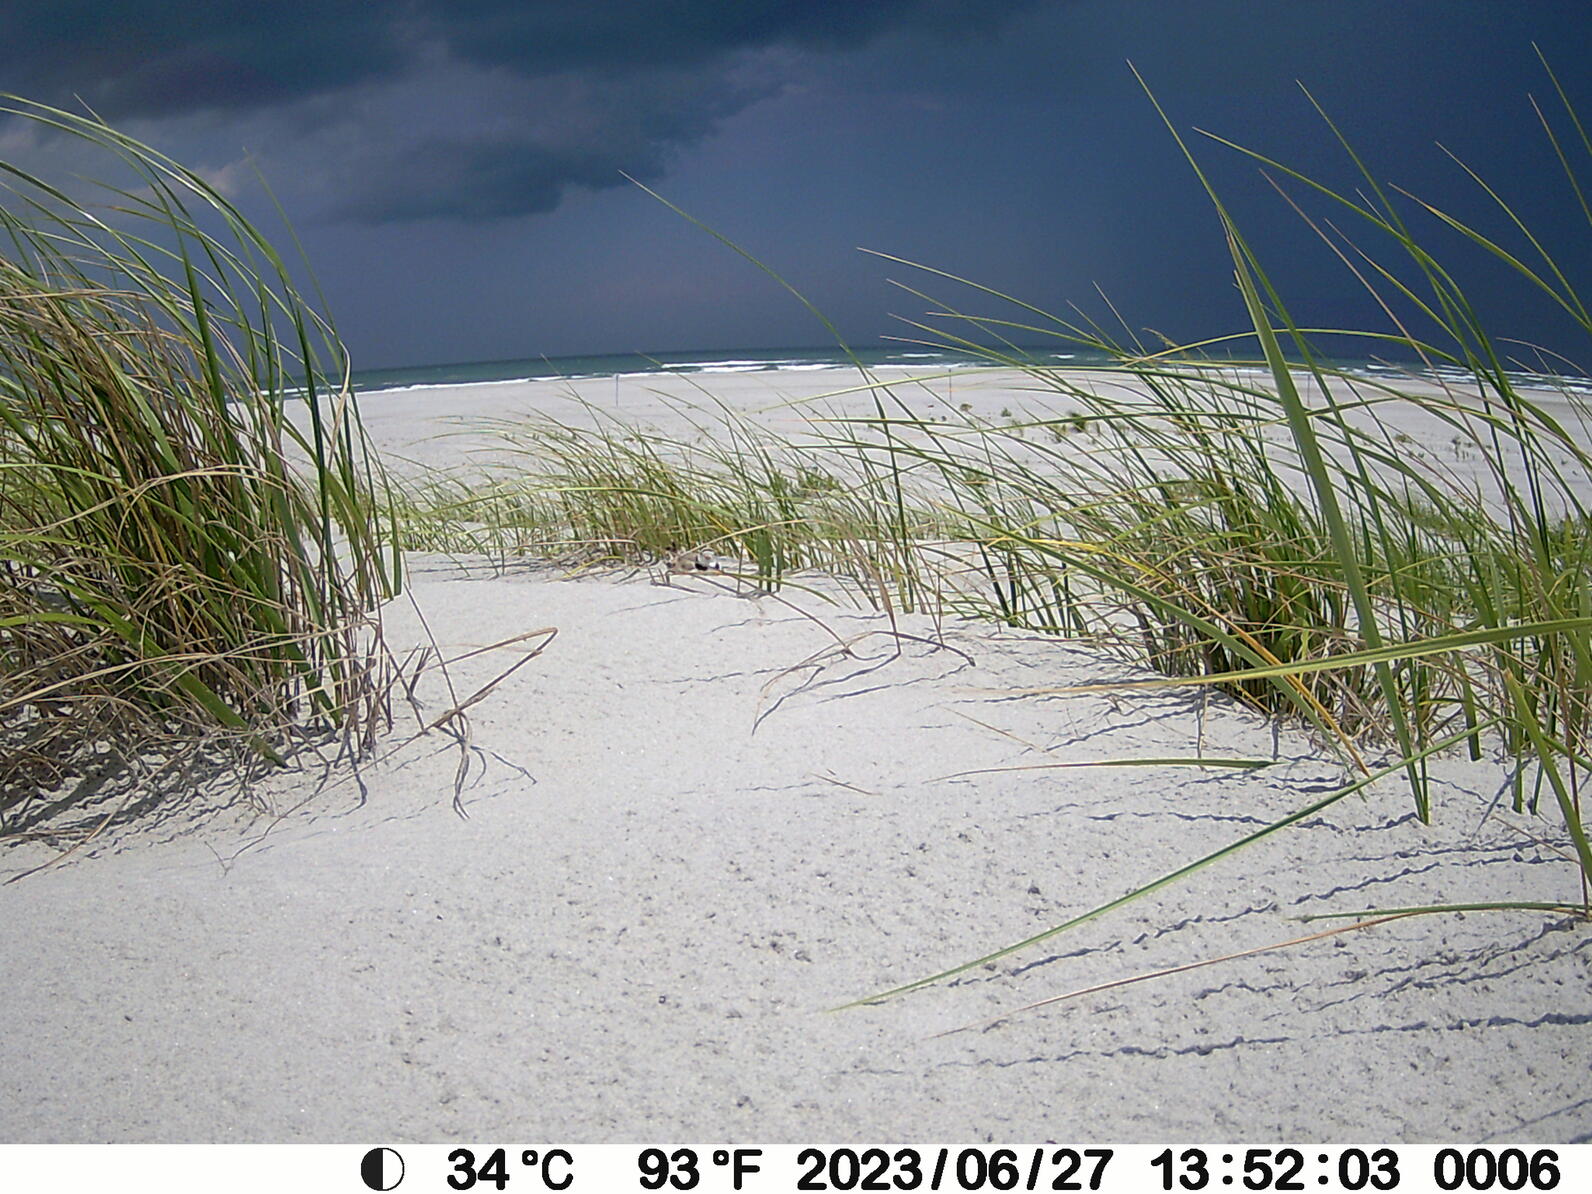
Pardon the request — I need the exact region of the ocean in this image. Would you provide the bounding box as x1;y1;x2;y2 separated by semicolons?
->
347;344;1592;399
346;344;1094;396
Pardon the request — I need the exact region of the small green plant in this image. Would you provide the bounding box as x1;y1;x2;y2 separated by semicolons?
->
1048;413;1090;440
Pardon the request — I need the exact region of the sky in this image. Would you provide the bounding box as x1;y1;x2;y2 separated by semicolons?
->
2;1;1589;371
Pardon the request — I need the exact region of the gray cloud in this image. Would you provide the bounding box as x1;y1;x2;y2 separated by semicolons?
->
0;1;407;118
0;1;1041;223
334;61;778;222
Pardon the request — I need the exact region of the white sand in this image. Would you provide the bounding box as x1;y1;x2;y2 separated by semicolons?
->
1;369;1588;1142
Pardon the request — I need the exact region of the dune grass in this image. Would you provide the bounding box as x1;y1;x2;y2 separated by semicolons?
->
392;394;945;606
0;100;397;840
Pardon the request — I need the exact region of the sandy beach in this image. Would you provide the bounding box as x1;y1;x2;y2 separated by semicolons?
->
2;368;1588;1143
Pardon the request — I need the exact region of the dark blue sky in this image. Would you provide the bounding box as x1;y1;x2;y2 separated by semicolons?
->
3;1;1589;370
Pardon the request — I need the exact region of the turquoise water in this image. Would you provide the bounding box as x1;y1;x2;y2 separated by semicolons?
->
347;344;1592;398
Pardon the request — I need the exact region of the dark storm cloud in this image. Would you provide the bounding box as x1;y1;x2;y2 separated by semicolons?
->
339;64;774;222
0;1;406;117
0;1;1041;222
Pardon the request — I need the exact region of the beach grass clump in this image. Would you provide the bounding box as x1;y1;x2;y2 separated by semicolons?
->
395;398;944;603
837;356;1478;749
0;99;397;836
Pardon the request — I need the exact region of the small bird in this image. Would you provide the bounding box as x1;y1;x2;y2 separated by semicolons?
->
655;547;724;585
664;547;721;575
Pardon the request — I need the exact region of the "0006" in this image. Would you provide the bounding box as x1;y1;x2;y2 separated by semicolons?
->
1433;1149;1559;1192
